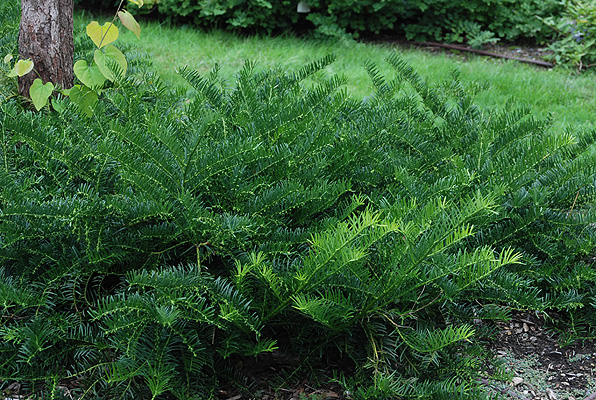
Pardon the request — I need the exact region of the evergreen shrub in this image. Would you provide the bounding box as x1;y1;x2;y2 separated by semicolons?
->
2;45;596;398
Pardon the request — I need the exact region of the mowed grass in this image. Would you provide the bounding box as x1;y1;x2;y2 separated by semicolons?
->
79;13;596;132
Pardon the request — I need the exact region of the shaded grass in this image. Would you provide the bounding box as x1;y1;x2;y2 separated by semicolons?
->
81;13;596;132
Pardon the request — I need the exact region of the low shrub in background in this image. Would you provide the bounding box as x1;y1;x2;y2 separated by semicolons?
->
383;0;562;44
3;15;596;396
539;0;596;70
74;0;564;45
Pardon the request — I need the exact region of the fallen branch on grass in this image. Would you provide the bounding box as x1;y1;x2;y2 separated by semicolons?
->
414;41;554;68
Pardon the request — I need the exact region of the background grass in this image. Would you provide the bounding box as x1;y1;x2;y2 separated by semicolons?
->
77;13;596;133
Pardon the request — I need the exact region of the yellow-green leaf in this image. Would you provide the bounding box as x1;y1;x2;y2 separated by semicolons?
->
29;79;54;111
94;45;128;81
117;10;141;39
86;21;119;48
129;0;144;7
74;60;106;89
67;85;98;117
3;54;13;64
8;59;34;77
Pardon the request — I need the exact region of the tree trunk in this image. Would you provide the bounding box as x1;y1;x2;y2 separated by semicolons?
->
18;0;74;97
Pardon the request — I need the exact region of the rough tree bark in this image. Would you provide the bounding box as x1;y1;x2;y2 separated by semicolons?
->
18;0;74;97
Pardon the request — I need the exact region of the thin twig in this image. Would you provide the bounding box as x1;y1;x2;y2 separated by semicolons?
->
98;0;126;48
413;41;554;68
568;189;580;215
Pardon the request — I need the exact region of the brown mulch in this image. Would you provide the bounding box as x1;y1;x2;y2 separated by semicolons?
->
482;311;596;400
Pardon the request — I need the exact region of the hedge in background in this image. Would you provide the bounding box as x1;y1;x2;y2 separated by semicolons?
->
540;0;596;71
397;0;563;43
74;0;564;44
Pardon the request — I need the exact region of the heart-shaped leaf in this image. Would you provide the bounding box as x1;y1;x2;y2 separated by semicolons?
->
86;21;119;48
8;59;34;77
29;79;54;111
94;45;128;81
129;0;144;7
68;85;98;117
118;10;141;39
74;60;106;88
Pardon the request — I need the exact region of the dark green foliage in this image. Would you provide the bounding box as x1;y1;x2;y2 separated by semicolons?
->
0;0;18;54
539;0;596;70
2;42;596;399
0;0;19;101
74;0;563;44
396;0;563;43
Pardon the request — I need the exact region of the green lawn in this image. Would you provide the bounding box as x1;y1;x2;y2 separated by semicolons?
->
80;14;596;133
